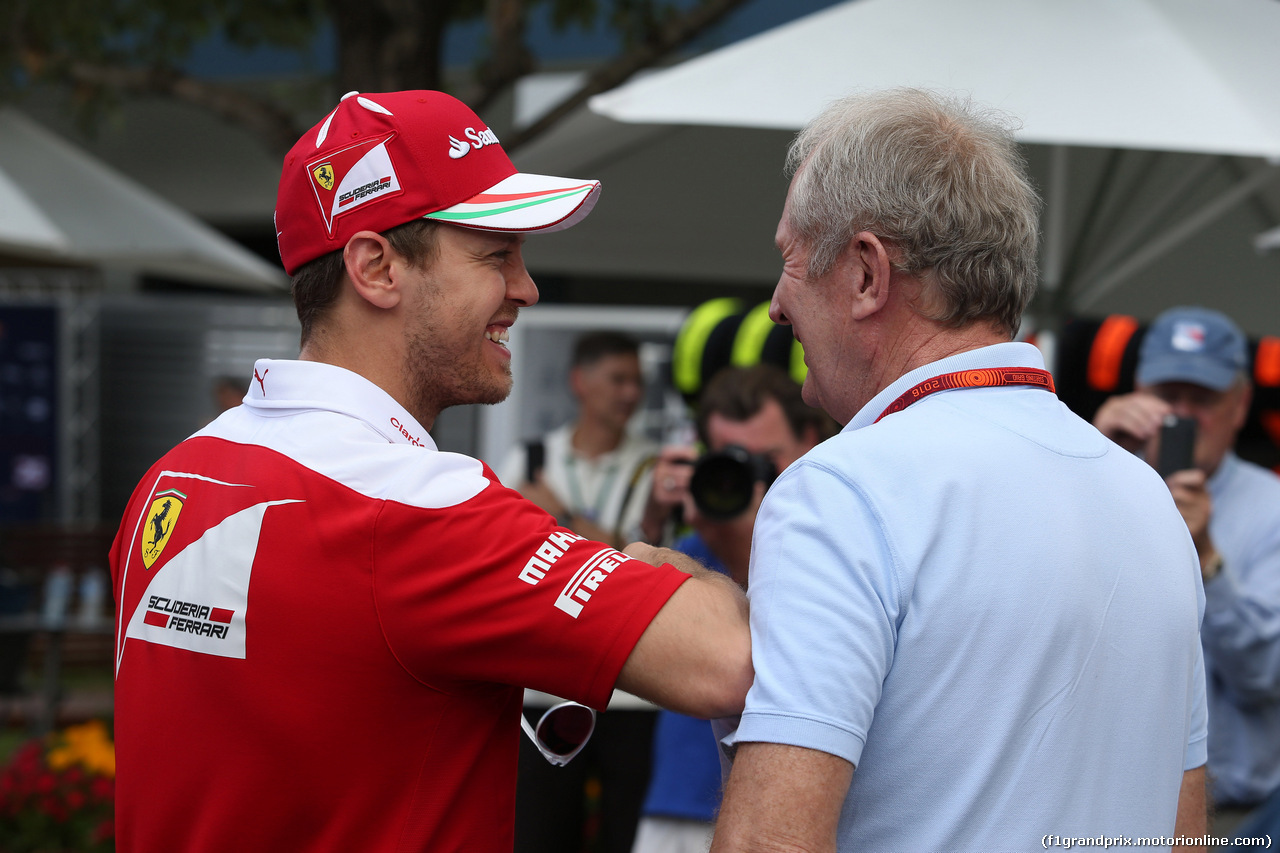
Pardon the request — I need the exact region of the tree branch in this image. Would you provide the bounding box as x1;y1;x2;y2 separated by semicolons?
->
470;0;534;114
501;0;753;153
53;55;305;156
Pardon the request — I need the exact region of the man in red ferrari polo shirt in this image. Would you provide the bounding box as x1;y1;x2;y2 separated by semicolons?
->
109;90;751;853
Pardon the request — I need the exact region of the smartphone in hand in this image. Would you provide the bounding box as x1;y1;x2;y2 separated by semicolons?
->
1156;415;1197;477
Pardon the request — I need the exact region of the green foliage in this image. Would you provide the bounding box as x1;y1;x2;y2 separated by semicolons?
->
546;0;602;30
608;0;683;46
543;0;686;48
0;0;737;152
2;0;707;93
6;0;328;69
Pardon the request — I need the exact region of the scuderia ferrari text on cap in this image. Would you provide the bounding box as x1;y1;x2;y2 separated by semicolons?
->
274;90;602;274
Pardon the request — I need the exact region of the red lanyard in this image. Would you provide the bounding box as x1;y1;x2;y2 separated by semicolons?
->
875;367;1055;423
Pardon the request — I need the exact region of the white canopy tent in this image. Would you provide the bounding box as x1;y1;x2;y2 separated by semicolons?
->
592;0;1280;154
523;0;1280;331
0;108;286;291
0;162;70;262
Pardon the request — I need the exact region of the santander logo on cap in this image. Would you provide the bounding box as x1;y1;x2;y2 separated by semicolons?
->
447;126;502;159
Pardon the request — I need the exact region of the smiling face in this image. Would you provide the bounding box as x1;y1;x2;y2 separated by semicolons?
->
769;185;860;424
401;224;538;422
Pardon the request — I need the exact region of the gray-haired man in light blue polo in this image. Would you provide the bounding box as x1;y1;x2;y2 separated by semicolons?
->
1094;305;1280;836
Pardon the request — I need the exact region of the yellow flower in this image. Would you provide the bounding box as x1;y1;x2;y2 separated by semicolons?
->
45;719;116;777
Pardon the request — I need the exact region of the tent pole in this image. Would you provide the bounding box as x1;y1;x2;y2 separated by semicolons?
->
1074;163;1280;309
1040;145;1068;295
1072;156;1218;288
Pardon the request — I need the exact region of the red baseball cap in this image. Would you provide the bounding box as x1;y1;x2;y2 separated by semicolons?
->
275;90;602;274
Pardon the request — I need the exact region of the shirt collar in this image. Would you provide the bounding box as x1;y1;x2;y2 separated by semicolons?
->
242;358;437;450
846;342;1047;432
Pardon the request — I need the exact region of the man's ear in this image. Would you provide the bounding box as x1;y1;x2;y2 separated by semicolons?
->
568;365;586;398
343;231;403;310
847;231;894;321
1231;381;1253;431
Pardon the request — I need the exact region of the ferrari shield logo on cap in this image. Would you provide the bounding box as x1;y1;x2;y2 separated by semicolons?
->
312;163;335;192
141;489;186;569
306;132;403;235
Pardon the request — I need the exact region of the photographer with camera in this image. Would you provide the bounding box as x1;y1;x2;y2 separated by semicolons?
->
632;364;830;853
1093;305;1280;835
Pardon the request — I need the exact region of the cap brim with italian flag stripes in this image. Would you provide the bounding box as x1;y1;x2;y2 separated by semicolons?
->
426;172;600;234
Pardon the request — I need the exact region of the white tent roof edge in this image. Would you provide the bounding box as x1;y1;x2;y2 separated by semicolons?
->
0;107;287;292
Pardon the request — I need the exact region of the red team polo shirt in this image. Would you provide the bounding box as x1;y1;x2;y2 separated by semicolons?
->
110;359;688;852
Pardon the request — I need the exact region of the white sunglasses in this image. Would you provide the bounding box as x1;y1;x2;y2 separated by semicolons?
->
520;701;597;766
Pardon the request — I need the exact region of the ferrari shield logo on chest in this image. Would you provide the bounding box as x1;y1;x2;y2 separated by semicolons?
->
141;490;186;569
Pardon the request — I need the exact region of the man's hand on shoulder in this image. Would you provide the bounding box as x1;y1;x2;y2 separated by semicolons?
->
616;540;752;718
625;542;709;575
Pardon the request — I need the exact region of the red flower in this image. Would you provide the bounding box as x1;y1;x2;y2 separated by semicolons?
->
1;722;116;849
35;772;56;794
93;816;116;842
12;742;42;772
90;775;114;801
40;794;66;821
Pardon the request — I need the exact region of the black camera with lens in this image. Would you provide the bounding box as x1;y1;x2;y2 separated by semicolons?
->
689;445;778;521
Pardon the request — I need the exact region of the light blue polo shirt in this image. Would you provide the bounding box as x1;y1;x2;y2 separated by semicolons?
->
733;342;1207;850
1202;450;1280;806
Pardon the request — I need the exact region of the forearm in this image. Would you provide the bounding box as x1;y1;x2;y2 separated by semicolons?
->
617;542;752;717
629;543;736;584
712;742;853;853
640;545;749;633
1175;767;1206;851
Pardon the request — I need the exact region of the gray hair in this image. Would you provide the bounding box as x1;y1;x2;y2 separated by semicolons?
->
784;88;1041;338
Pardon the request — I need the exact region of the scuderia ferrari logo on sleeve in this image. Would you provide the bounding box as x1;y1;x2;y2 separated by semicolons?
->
142;490;185;569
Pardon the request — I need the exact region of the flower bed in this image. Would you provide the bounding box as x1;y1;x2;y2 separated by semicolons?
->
0;720;114;852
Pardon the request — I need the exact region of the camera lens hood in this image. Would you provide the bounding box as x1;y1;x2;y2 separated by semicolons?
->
690;445;777;521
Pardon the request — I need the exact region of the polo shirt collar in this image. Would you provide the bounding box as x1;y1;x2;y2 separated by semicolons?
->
242;358;438;450
846;342;1046;432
